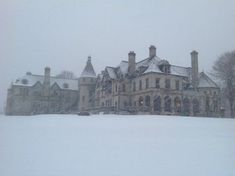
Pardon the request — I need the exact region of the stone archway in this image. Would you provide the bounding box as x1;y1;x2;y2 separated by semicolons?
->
164;96;171;112
192;98;200;115
145;95;150;107
139;96;144;107
174;97;181;113
183;97;190;115
153;96;161;112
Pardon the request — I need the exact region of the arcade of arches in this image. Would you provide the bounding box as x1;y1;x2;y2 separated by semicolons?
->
135;95;214;115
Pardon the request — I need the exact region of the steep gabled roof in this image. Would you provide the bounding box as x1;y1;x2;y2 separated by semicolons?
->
12;74;79;90
80;56;96;78
171;65;191;77
198;72;219;88
143;57;162;74
102;55;191;79
106;67;117;79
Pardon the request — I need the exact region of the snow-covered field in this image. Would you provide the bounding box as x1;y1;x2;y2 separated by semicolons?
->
0;114;234;176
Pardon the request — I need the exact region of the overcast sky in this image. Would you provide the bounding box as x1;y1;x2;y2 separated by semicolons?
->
0;0;235;112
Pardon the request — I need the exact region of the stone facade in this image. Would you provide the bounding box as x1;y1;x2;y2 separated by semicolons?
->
6;45;220;117
6;68;79;115
94;46;220;117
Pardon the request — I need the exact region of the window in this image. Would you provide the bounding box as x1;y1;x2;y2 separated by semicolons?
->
139;96;144;106
83;78;85;82
115;84;118;92
146;78;149;89
193;98;200;114
145;96;150;106
164;96;171;112
213;100;218;112
63;83;69;89
165;79;170;89
139;80;142;90
20;88;28;96
183;98;190;115
122;84;126;92
133;82;136;92
154;96;161;112
206;97;210;112
175;80;179;90
82;96;85;102
21;79;28;85
174;97;181;113
155;79;160;88
89;91;92;97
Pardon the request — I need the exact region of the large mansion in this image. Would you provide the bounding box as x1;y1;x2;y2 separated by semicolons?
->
6;45;220;116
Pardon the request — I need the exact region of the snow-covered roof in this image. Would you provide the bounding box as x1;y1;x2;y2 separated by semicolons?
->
102;55;191;79
171;65;191;77
80;57;96;78
13;74;79;90
198;72;218;88
143;58;162;74
106;67;117;79
118;61;129;75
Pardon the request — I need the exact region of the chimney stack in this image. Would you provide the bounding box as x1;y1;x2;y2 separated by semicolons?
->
191;50;199;88
43;67;51;94
149;45;156;58
128;51;136;73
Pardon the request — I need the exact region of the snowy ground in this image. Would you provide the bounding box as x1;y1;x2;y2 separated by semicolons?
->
0;114;234;176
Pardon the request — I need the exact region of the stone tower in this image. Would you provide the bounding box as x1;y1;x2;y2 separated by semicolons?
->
191;50;199;89
78;56;96;112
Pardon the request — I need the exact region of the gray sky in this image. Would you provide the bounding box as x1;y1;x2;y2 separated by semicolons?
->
0;0;235;112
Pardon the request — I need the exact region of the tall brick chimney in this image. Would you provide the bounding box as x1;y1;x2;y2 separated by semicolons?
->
191;50;199;88
149;45;156;58
128;51;136;73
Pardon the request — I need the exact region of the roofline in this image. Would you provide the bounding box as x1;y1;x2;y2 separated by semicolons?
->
30;74;78;80
199;72;219;88
142;71;188;78
170;65;191;69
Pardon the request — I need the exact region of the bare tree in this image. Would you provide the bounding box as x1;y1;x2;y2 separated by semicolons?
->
212;50;235;117
56;71;76;79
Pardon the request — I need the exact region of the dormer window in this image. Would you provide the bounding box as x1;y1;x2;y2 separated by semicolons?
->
159;60;171;74
63;83;69;89
21;79;28;85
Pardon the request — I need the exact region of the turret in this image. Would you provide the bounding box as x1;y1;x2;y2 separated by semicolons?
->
78;56;96;112
191;50;199;88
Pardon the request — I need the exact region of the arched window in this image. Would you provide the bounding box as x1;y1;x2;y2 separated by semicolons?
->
139;80;142;90
192;98;200;114
153;96;161;112
213;100;218;112
174;97;181;113
145;96;150;106
206;97;210;112
122;84;126;92
183;98;190;115
139;96;144;106
164;96;171;112
133;82;136;92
